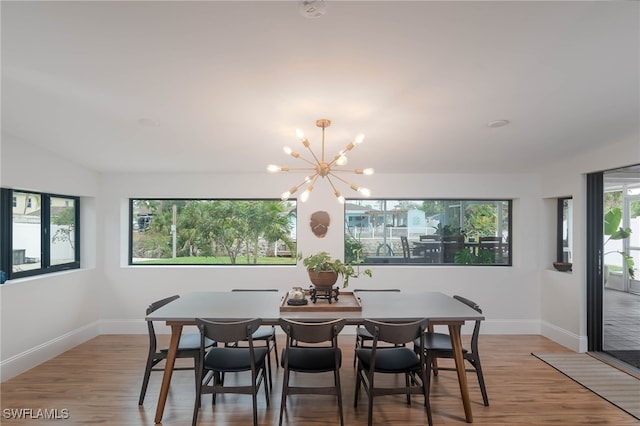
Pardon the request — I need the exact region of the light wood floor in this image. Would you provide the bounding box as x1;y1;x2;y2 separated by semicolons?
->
1;334;638;425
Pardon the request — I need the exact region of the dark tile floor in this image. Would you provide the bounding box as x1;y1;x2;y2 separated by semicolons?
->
604;288;640;351
603;288;640;370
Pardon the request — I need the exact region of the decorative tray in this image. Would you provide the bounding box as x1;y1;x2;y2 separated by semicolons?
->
279;290;362;312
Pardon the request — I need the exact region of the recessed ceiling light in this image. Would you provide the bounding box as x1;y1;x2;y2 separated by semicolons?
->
487;120;510;128
298;0;326;18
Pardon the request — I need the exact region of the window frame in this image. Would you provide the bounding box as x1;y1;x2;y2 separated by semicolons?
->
129;198;297;266
345;198;512;266
1;188;81;280
557;197;573;263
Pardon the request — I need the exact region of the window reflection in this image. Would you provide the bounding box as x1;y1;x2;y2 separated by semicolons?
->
12;191;41;272
345;199;511;266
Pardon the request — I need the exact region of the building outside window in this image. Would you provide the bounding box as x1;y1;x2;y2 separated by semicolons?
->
1;189;80;279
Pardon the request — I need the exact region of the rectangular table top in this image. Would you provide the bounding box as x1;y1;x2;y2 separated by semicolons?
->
146;291;484;326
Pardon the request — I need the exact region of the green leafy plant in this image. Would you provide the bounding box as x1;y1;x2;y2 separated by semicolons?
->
604;207;634;279
299;251;372;288
435;224;466;238
453;247;495;265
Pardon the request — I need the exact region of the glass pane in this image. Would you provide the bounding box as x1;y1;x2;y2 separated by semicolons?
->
12;191;41;272
560;198;573;262
50;197;76;266
629;199;640;286
346;199;511;266
604;191;625;284
131;199;297;265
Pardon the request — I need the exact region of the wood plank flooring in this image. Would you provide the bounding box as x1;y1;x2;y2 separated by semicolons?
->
1;334;639;425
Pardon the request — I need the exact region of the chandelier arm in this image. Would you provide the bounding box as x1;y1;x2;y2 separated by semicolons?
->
326;140;359;167
293;155;319;167
327;156;342;168
329;168;363;173
325;175;346;203
282;166;318;172
290;175;317;195
327;172;359;188
325;175;340;192
303;144;322;165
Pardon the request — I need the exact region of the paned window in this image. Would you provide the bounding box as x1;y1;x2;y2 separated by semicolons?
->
130;199;297;265
0;188;80;279
345;199;511;266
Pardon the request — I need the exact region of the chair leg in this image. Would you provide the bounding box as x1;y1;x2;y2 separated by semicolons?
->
405;373;411;405
138;355;156;405
367;377;374;426
271;330;279;367
335;367;344;426
353;335;360;367
192;366;204;426
265;347;273;389
421;367;433;426
262;366;270;407
353;363;362;407
472;357;490;406
431;357;439;375
252;389;258;426
279;365;290;426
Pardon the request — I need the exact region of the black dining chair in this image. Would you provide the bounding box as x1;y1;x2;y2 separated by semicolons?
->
278;318;346;425
138;295;214;406
193;318;270;426
400;236;423;263
442;235;465;263
479;236;503;261
354;318;432;426
414;295;489;406
231;289;280;389
352;289;401;367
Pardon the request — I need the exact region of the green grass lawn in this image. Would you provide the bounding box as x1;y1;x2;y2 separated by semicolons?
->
132;256;296;265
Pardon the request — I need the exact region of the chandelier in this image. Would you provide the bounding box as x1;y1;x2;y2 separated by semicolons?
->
267;119;373;204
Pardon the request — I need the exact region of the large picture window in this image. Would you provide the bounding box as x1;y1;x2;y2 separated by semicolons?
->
345;199;511;266
0;188;80;279
130;199;297;265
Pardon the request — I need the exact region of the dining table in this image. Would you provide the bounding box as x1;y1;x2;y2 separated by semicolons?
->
146;290;485;424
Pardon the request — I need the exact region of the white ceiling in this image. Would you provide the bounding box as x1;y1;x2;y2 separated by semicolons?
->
2;1;638;175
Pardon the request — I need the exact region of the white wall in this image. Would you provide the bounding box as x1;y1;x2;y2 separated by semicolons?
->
99;171;542;339
0;135;100;381
538;134;640;352
4;131;636;382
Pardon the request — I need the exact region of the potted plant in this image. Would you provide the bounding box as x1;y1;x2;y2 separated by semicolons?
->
299;251;372;288
604;207;634;280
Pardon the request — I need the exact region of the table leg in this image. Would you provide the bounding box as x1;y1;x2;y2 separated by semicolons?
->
154;324;183;424
449;323;473;423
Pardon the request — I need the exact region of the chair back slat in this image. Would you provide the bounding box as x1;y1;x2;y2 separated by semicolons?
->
364;318;427;345
146;294;180;315
279;318;345;344
453;295;481;313
197;318;261;344
453;295;483;352
146;295;181;348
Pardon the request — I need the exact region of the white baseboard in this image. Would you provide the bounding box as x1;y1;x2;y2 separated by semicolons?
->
0;322;99;382
1;317;552;383
98;319;541;336
540;320;587;352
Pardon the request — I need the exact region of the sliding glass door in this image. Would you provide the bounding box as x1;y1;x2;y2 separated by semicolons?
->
595;165;640;370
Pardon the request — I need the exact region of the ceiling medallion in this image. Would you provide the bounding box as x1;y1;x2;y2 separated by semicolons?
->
267;118;373;204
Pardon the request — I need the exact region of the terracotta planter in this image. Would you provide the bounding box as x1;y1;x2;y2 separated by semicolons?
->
307;270;339;288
